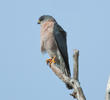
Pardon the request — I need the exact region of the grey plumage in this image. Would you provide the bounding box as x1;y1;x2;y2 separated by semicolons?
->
53;23;71;77
38;15;72;89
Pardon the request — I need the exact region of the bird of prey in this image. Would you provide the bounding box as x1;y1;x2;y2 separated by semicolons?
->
38;15;72;89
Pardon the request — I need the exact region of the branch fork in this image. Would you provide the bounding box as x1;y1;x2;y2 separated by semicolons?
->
48;49;86;100
46;49;110;100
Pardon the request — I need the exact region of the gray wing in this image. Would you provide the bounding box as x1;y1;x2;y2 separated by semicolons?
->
53;23;71;76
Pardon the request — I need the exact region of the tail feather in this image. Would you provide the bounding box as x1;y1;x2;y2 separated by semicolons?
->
57;51;72;89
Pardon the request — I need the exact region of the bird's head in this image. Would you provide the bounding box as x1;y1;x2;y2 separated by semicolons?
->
37;15;56;24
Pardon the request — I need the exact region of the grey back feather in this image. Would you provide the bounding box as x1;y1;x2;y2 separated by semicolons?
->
53;23;71;77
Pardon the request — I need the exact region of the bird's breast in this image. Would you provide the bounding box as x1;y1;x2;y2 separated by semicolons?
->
40;21;57;51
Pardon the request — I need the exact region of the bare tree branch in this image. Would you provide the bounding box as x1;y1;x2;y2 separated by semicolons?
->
73;49;79;80
106;76;110;100
71;50;86;100
45;49;110;100
47;49;86;100
49;63;73;87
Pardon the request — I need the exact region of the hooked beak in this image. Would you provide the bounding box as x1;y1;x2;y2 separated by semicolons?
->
37;20;41;24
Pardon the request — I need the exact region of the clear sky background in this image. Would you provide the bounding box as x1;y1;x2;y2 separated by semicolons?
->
0;0;110;100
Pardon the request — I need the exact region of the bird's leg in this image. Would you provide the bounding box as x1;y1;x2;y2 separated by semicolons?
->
46;56;56;65
46;58;52;65
51;56;56;64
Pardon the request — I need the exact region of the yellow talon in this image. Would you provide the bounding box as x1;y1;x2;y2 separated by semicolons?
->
51;57;56;64
46;58;52;64
46;57;56;65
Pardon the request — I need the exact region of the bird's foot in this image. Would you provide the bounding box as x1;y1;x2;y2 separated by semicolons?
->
46;58;52;65
46;57;56;65
51;56;56;64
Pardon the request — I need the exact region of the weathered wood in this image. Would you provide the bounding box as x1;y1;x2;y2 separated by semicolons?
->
72;50;86;100
45;49;110;100
73;49;79;80
47;49;86;100
106;76;110;100
50;63;73;87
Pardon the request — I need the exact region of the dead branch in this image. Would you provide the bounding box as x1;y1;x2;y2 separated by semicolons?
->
48;49;86;100
73;49;79;80
106;76;110;100
71;50;86;100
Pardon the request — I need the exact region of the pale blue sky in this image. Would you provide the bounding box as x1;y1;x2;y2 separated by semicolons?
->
0;0;110;100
